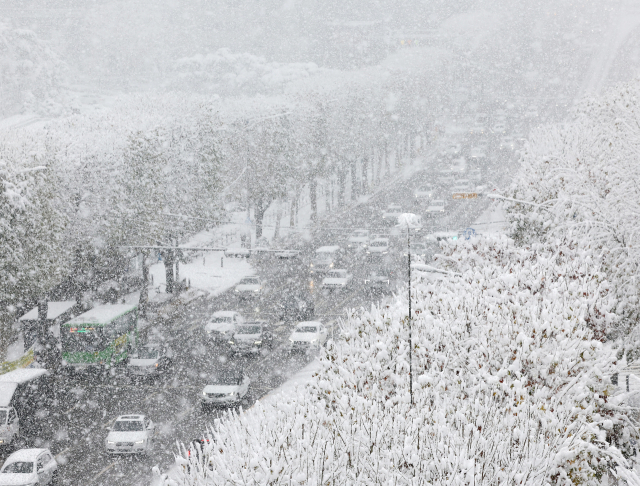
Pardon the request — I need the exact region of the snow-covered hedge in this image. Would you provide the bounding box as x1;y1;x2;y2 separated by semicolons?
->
163;236;639;485
506;79;640;345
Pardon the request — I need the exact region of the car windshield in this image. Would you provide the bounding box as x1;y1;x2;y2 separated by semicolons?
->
327;271;345;278
433;201;444;207
210;375;242;386
62;326;106;353
113;420;144;431
237;325;261;335
371;241;386;247
211;316;232;323
136;348;159;359
239;277;259;285
297;326;318;333
2;461;34;474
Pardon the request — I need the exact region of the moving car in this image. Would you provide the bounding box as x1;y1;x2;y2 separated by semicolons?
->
311;246;342;274
437;171;455;186
364;268;396;293
382;205;403;225
425;199;446;216
347;229;370;250
234;276;264;297
0;407;19;448
204;311;244;343
322;269;352;290
127;344;173;377
366;238;390;256
229;322;273;355
0;448;58;485
414;184;435;201
201;373;250;410
288;322;329;352
105;415;155;454
278;294;314;321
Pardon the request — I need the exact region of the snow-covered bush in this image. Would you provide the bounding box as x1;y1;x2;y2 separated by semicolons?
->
506;79;640;344
165;236;639;485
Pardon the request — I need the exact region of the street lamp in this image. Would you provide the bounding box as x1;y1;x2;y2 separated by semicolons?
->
397;213;422;405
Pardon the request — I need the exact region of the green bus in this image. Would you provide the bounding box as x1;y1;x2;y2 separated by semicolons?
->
61;304;138;370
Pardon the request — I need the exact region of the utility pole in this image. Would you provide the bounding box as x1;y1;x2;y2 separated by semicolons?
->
407;225;413;406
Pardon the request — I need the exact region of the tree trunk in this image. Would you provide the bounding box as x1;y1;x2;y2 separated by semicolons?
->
310;179;318;222
140;250;149;317
273;200;282;240
255;200;268;239
163;248;175;293
290;198;295;227
350;159;357;201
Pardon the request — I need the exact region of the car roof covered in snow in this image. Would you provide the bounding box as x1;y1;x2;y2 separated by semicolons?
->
212;311;238;318
19;301;76;321
63;304;137;326
4;448;48;464
315;246;340;253
296;321;322;328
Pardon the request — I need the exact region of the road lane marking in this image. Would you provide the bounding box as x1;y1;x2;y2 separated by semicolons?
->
90;461;116;484
54;447;72;460
63;403;78;414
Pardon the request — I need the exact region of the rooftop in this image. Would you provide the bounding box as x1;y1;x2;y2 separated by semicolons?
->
63;304;137;326
19;301;76;321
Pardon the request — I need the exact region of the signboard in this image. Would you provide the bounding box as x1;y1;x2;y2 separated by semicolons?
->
462;228;476;240
452;193;478;199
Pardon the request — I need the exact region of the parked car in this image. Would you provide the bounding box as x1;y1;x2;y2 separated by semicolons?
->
204;311;244;343
229;322;274;355
322;269;352;290
366;238;390;256
105;414;155;455
347;229;370;250
127;344;173;377
201;373;250;410
0;449;58;485
234;276;264;298
425;199;446;217
382;205;403;226
288;322;329;352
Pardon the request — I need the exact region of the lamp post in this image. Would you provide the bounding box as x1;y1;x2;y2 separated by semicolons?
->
397;213;422;406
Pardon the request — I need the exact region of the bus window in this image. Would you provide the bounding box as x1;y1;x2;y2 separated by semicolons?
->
61;327;105;353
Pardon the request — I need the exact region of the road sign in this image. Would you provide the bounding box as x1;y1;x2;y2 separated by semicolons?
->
452;193;478;199
462;228;476;240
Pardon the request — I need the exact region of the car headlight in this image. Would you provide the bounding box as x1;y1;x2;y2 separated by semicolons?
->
289;338;294;343
235;289;239;292
309;263;313;267
228;392;235;396
107;440;115;444
254;341;262;345
228;341;234;345
311;339;318;343
135;440;145;444
254;289;260;292
329;263;334;268
202;391;207;396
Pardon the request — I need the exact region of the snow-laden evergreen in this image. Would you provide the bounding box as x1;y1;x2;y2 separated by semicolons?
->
163;236;639;485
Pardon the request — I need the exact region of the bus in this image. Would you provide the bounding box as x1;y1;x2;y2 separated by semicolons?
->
61;304;138;371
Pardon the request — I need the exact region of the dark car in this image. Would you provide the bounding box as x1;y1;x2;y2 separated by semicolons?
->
228;322;274;355
278;294;314;321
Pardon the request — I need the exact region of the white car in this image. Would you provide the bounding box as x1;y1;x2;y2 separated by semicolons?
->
367;238;390;255
347;229;370;249
311;246;342;273
0;449;58;485
234;276;264;297
0;407;19;448
425;199;446;216
288;321;329;352
414;184;435;200
437;172;455;186
127;344;173;377
201;374;250;410
322;269;352;290
105;415;155;454
204;311;244;342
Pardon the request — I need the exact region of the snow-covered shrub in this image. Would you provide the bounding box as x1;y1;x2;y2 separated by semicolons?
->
165;236;639;485
507;79;640;344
